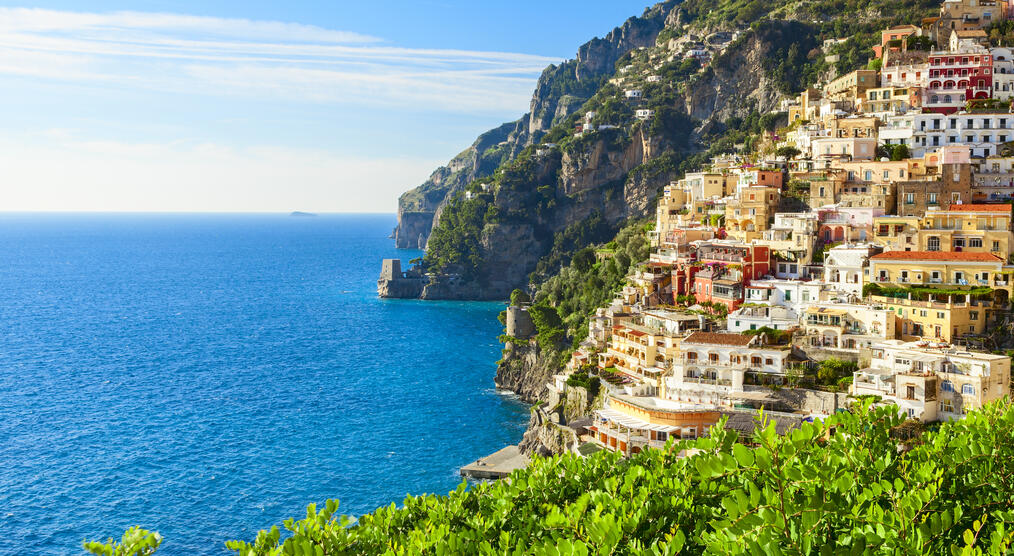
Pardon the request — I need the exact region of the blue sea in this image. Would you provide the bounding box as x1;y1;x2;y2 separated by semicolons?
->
0;213;527;555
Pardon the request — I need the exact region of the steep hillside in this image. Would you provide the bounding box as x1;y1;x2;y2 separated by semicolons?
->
392;2;677;249
390;0;940;299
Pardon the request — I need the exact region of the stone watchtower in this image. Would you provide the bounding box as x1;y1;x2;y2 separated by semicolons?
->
380;259;403;280
506;305;536;339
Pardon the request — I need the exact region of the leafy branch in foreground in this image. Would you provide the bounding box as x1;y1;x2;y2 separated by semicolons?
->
90;401;1014;554
83;526;161;556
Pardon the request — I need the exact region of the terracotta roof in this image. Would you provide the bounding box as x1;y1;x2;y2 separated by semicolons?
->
945;204;1012;213
871;251;1003;263
683;332;755;346
627;330;647;337
955;29;987;38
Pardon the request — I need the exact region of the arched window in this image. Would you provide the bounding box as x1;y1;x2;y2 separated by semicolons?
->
961;384;975;395
928;236;941;251
941;380;954;393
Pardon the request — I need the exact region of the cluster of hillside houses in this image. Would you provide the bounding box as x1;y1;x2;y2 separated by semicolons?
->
525;0;1014;456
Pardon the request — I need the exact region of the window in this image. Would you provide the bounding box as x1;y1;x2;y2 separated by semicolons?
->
941;380;954;393
928;236;941;251
906;385;916;400
906;193;915;204
883;170;889;179
765;358;773;365
928;192;938;204
784;291;792;301
940;400;955;413
864;170;873;181
920;310;928;317
937;312;945;319
802;291;810;302
970;311;979;320
962;384;976;396
969;238;982;248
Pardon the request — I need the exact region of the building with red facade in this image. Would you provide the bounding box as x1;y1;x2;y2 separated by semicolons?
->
926;43;993;114
689;242;772;310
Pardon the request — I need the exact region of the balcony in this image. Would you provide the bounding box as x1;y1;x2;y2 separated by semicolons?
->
681;376;733;387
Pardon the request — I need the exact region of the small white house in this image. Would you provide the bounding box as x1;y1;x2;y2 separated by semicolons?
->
646;75;662;83
625;89;643;99
635;109;655;120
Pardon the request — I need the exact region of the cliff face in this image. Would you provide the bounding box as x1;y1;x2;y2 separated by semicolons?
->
392;2;676;249
394;121;518;248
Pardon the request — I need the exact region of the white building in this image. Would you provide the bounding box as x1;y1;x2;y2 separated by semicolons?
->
635;109;655;120
728;305;799;333
823;242;881;299
881;62;929;88
880;112;1014;158
625;89;643;99
665;332;790;406
742;278;822;315
784;124;830;159
853;340;1011;422
992;47;1014;100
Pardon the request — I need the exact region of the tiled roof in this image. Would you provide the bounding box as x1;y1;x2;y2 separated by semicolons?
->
871;251;1003;262
945;204;1012;213
683;332;755;346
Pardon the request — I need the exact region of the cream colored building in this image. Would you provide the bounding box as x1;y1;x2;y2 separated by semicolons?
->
853;340;1010;422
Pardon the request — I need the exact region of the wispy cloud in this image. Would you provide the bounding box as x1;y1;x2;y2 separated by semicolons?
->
0;8;561;113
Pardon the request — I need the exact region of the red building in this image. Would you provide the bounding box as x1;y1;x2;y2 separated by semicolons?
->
926;46;992;114
689;242;771;310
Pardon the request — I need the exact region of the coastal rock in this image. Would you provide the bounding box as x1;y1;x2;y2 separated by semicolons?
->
518;410;578;458
494;342;554;404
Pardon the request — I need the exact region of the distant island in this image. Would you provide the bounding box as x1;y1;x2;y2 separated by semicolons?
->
290;211;317;217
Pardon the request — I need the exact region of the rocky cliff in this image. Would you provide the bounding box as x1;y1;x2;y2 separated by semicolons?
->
392;2;677;250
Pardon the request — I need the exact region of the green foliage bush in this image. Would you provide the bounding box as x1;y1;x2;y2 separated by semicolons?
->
100;402;1014;554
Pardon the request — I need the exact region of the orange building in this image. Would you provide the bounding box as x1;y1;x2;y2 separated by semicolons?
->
592;395;721;455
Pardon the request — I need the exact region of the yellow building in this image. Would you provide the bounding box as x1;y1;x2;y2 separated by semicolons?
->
873;204;1013;259
653;183;689;247
725;185;780;241
868;250;1007;291
872;216;922;250
860;87;917;115
871;294;992;342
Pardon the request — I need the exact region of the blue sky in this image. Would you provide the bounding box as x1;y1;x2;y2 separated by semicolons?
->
0;1;649;212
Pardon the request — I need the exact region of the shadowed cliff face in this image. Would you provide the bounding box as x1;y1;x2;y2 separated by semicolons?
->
392;2;676;249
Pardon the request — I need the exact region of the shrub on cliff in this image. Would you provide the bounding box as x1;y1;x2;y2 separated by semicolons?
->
93;401;1014;554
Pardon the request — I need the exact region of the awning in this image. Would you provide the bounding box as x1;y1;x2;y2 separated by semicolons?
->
596;408;679;433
